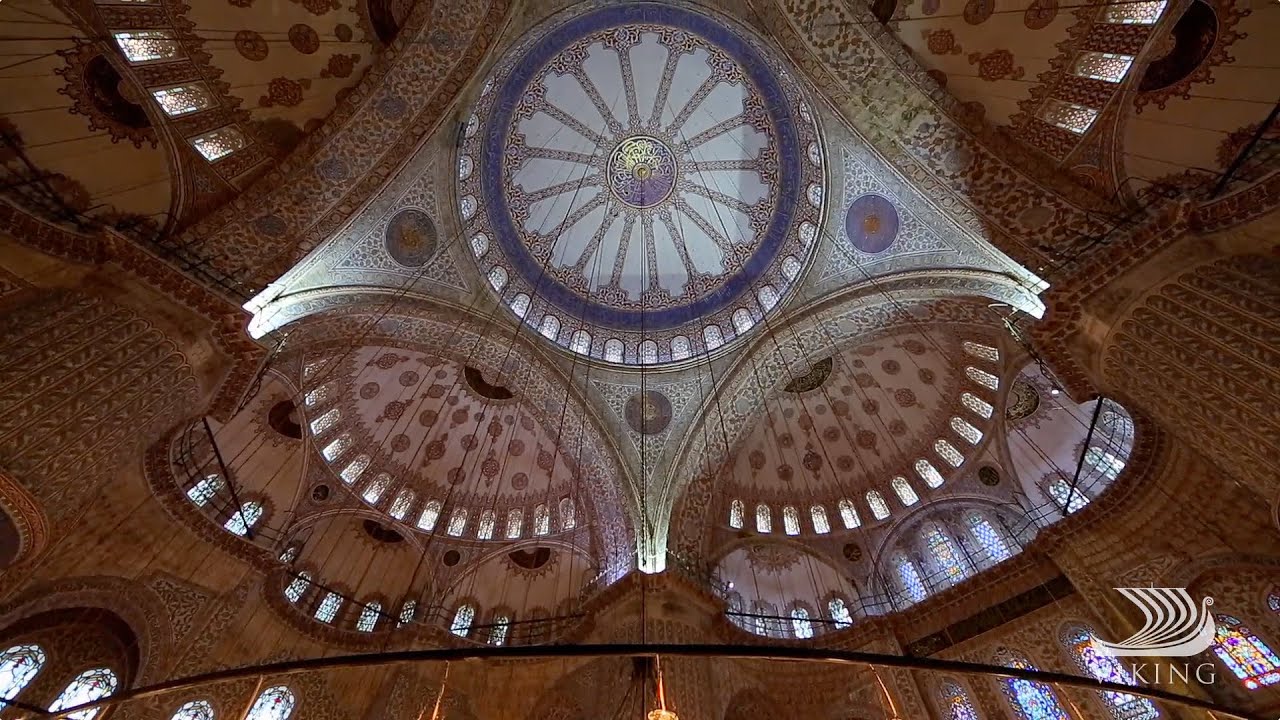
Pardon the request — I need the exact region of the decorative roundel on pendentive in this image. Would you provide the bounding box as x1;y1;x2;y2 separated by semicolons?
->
978;466;1001;487
384;208;439;267
624;390;673;435
1004;378;1041;421
457;2;826;366
844;194;900;254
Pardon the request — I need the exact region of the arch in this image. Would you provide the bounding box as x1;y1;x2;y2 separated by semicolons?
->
0;643;44;701
994;647;1070;720
0;470;46;573
1059;623;1158;719
246;685;295;720
49;667;118;719
1211;614;1280;689
936;679;979;720
170;699;216;720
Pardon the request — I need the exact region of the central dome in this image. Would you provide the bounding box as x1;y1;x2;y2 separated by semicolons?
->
458;2;824;365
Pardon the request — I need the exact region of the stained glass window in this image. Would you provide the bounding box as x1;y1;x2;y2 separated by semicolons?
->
114;31;180;63
671;336;691;360
1073;51;1134;82
1048;477;1089;512
1103;0;1166;24
828;598;853;628
418;500;441;531
962;341;1000;362
1213;614;1280;689
755;504;772;533
1041;99;1099;134
1269;588;1280;614
892;477;919;506
397;600;416;627
170;699;215;720
966;366;1000;390
897;556;927;604
451;604;475;637
704;325;724;350
967;513;1010;563
914;458;946;488
310;408;340;435
995;649;1069;720
360;473;388;503
224;501;262;536
477;510;496;540
1086;447;1126;480
470;233;489;257
314;591;342;623
186;474;223;507
559;498;576;530
789;607;815;639
811;505;830;534
783;506;801;535
951;417;983;444
284;571;311;603
340;455;370;484
961;392;994;419
605;339;625;363
491;616;510;646
488;267;508;293
389;490;413;520
729;499;745;529
356;602;380;632
151;83;214;117
48;667;118;720
191;126;248;162
533;504;550;535
539;314;560;341
0;644;44;701
925;526;966;582
867;490;890;520
506;508;523;539
446;508;467;536
321;433;352;461
838;498;861;529
1063;626;1158;719
245;686;295;720
732;308;754;334
279;546;299;564
939;681;979;720
510;293;529;318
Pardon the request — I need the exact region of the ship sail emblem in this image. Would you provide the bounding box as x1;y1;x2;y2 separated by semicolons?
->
1094;588;1216;657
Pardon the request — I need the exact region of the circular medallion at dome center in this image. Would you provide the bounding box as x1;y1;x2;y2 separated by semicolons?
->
608;136;677;208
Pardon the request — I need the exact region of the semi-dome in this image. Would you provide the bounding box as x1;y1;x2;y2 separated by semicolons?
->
458;2;824;366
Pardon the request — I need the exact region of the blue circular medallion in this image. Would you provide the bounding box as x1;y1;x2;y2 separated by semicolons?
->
845;194;900;254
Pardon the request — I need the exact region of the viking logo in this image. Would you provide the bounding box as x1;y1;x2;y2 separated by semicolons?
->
1094;588;1216;657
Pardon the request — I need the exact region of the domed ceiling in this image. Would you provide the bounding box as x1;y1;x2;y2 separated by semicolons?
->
459;3;824;366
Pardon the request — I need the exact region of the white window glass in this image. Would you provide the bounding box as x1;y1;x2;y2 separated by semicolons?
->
356;602;381;632
488;267;508;292
510;293;530;318
389;490;413;520
191;126;247;162
309;408;340;435
671;336;691;360
533;504;550;535
569;330;591;354
757;285;779;311
186;474;223;507
446;508;468;536
1103;0;1166;23
639;340;659;364
48;668;118;720
397;600;416;627
828;598;854;628
303;384;330;407
539;315;560;341
245;686;295;720
505;508;523;539
898;557;927;604
418;500;441;530
169;699;215;720
278;546;298;563
1073;51;1134;82
341;455;371;484
1085;447;1126;480
224;501;263;536
934;439;964;468
810;505;830;534
782;255;802;280
151;83;213;117
604;339;625;363
322;434;353;461
967;513;1011;563
965;366;1000;390
284;572;311;603
838;498;861;529
755;504;772;533
1049;477;1090;512
961;393;994;419
961;341;999;362
476;510;496;540
0;644;44;702
867;491;890;520
450;604;475;637
783;506;800;535
460;195;477;220
891;477;919;506
470;233;489;257
729;499;744;529
114;31;179;62
314;591;341;623
703;325;724;350
732;308;754;334
559;498;576;530
790;607;814;639
925;526;967;582
490;616;510;646
1041;99;1098;134
950;416;982;444
361;473;389;503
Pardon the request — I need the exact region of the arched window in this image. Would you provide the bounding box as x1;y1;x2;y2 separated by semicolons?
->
965;366;999;390
667;335;689;361
867;491;890;520
639;340;659;365
1062;625;1158;719
321;434;353;461
487;266;508;292
790;607;814;639
782;506;800;535
279;546;299;564
891;477;919;506
960;392;994;419
925;526;967;582
811;505;830;534
755;504;772;533
729;499;744;529
828;598;853;628
1212;614;1280;689
224;501;263;536
732;308;754;334
397;600;416;627
418;500;441;531
533;504;550;535
539;315;560;341
476;510;496;540
284;571;311;603
0;644;44;701
360;472;388;503
967;513;1011;563
938;681;979;720
962;341;1000;362
897;556;927;604
1103;0;1166;24
703;325;724;350
505;508;524;539
303;384;331;407
314;591;342;623
559;498;576;530
604;339;625;363
446;508;468;536
995;648;1069;720
309;407;339;434
190;126;248;162
48;667;118;720
916;458;946;487
510;293;530;318
1085;447;1126;480
340;455;370;484
934;440;964;467
356;602;381;632
490;615;511;646
781;255;802;280
838;498;861;529
470;233;489;257
151;83;214;117
1047;478;1089;512
569;330;591;354
757;285;779;311
186;475;223;507
450;604;475;637
170;699;216;720
245;685;295;720
389;490;413;520
951;417;982;444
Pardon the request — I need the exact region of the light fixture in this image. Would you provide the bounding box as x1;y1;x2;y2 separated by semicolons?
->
647;656;679;720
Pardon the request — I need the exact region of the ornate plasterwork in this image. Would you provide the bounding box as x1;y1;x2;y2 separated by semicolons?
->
590;374;709;486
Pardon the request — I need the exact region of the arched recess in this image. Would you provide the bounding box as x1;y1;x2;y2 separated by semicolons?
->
0;469;49;586
258;292;637;579
713;539;859;639
0;608;139;713
667;283;1032;573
